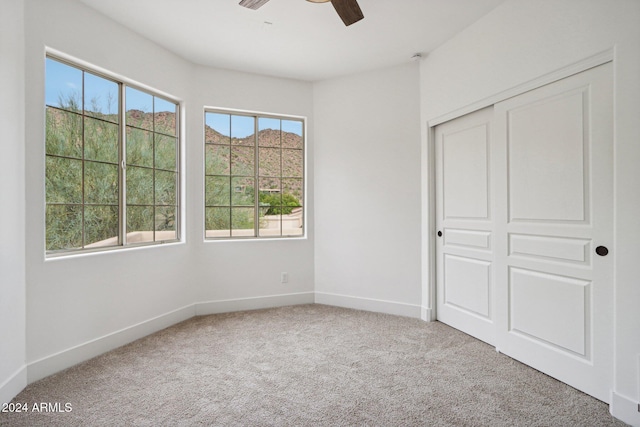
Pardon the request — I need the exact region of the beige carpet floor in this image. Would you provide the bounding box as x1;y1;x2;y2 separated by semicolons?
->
0;304;627;426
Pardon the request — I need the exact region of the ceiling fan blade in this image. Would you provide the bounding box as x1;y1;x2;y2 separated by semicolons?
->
330;0;364;26
239;0;271;10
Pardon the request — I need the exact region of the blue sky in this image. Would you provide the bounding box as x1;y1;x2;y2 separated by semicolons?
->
45;57;175;115
205;112;303;138
46;57;301;136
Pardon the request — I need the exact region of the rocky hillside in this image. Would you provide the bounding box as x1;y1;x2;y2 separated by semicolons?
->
205;123;304;180
47;106;303;196
126;109;176;136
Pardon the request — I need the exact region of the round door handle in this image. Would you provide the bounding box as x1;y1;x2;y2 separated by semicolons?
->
595;246;609;256
437;231;442;237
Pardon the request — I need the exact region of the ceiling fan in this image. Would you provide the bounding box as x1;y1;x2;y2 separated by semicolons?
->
239;0;364;26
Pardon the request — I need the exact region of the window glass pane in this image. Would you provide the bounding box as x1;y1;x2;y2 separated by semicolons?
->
205;207;231;238
258;176;281;238
154;97;176;136
283;217;303;237
84;72;118;121
281;177;303;237
85;117;118;163
155;206;176;241
259;210;281;237
259;147;281;177
127;166;154;205
46;157;82;204
231;177;254;206
84;205;118;247
231;146;254;176
126;87;153;130
127;127;154;168
85;161;118;205
205;176;230;206
155;170;177;206
258;118;280;147
46;108;82;158
45;58;81;111
231;207;255;237
155;134;177;171
231;115;254;145
282;120;303;149
46;205;82;251
259;178;281;207
282;149;303;178
205;112;230;143
205;144;230;175
282;178;304;207
127;205;154;243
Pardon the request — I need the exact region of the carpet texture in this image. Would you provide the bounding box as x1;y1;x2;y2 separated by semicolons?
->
0;304;627;426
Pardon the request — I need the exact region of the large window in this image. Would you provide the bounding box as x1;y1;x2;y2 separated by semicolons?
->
45;56;180;255
205;111;304;239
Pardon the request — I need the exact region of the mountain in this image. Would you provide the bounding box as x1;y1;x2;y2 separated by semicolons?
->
47;106;303;193
204;123;304;180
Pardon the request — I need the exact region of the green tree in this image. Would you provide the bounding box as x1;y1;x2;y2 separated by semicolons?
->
46;93;178;250
259;192;301;215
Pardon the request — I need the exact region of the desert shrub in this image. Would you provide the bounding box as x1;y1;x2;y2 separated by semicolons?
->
259;192;301;215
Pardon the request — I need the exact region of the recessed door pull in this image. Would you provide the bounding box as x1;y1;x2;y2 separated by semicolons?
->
595;246;609;256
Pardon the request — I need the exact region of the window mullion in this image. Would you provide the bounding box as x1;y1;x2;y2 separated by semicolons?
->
254;116;260;237
81;70;86;249
229;114;232;236
120;83;127;247
280;121;284;237
152;97;156;243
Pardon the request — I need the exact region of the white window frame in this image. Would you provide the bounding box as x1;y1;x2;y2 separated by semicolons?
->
204;108;306;240
45;54;182;257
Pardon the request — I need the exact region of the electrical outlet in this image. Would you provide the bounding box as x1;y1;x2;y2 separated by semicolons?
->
281;272;289;284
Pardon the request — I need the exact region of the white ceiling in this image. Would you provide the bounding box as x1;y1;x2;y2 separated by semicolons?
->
79;0;506;82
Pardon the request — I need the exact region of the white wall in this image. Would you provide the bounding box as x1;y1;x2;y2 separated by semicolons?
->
314;63;423;317
419;0;640;424
23;0;195;381
22;0;315;384
190;66;315;311
0;0;27;405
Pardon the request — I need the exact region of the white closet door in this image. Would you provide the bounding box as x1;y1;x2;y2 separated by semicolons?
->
435;107;496;345
493;62;613;402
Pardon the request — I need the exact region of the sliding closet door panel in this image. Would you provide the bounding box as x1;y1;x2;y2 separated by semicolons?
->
494;62;613;403
435;107;495;345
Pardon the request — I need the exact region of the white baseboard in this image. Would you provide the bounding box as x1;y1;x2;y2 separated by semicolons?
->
421;306;434;322
314;292;422;319
27;304;195;384
21;292;421;390
0;366;27;405
611;391;640;427
196;292;315;316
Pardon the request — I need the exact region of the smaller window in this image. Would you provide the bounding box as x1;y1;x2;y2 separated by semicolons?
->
204;110;305;239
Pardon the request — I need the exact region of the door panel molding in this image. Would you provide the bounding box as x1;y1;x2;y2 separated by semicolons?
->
508;266;590;357
508;233;591;265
